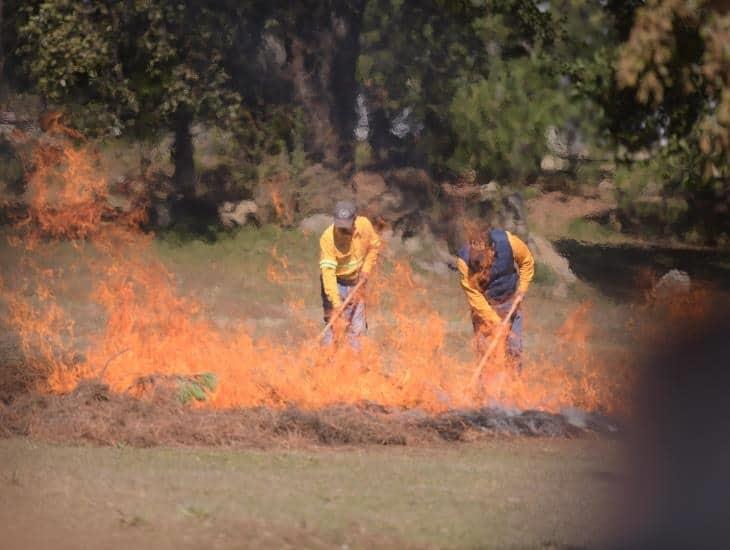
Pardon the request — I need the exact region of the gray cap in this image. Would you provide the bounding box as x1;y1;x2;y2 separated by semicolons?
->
333;200;356;228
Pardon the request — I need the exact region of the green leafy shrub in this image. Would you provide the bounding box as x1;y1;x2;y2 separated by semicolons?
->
177;373;218;405
532;261;557;286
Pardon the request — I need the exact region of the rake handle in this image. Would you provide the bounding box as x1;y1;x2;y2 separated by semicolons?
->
317;278;367;341
469;293;524;388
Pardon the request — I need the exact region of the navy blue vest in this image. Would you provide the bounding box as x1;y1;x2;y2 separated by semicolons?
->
458;229;518;303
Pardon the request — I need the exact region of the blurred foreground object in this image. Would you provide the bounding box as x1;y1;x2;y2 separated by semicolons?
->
616;303;730;549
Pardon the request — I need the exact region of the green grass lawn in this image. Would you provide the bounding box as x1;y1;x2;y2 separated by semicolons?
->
0;437;624;549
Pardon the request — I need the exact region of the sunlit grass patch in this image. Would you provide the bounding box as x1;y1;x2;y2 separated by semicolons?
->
567;218;623;243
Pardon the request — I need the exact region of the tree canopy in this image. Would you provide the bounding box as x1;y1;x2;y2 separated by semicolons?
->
1;0;728;243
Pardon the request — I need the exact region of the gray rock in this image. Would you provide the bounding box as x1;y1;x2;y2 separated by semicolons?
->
403;236;422;254
598;178;615;198
546;125;569;157
259;32;287;69
218;200;259;228
545;125;590;159
299;213;332;236
480;180;500;199
654;269;691;300
502;193;529;240
540;154;569;172
530;235;578;285
107;193;133;213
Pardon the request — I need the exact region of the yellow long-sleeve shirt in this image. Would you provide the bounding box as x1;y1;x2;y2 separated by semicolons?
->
456;232;534;325
319;216;381;308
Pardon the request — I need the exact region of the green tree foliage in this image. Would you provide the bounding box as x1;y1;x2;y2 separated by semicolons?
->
616;0;728;178
12;1;367;179
4;0;727;244
357;0;608;180
16;0;245;194
448;57;567;179
358;0;493;171
576;0;729;243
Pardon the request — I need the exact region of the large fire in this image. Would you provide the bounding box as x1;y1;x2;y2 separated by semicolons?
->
1;137;630;415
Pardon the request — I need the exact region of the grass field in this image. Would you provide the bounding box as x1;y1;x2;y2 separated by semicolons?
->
4;192;727;549
0;437;624;549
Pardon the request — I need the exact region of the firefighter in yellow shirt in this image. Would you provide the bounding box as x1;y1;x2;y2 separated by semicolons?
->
319;200;381;348
456;224;534;370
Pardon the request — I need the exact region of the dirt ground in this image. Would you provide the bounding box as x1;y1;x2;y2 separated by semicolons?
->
0;437;625;549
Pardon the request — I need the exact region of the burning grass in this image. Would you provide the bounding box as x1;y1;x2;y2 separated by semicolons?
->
0;131;640;446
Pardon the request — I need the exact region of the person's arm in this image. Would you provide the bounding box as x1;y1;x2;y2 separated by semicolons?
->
319;231;341;308
361;217;381;276
507;232;535;294
456;258;501;325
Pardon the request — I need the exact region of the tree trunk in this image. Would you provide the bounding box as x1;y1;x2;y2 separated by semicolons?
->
287;1;366;168
329;0;366;166
290;36;339;166
172;107;195;198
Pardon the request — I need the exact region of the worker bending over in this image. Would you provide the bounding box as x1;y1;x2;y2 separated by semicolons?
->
319;200;380;349
456;224;534;369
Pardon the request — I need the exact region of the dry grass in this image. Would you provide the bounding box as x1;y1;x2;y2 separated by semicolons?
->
0;381;617;449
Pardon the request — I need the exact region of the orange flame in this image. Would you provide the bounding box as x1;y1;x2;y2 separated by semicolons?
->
1;137;633;415
267;173;294;226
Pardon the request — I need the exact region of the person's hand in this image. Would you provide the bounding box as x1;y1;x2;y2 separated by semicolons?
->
359;272;370;286
514;291;526;305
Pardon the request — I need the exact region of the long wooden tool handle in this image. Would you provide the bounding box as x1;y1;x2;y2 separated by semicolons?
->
317;278;367;341
469;294;523;388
